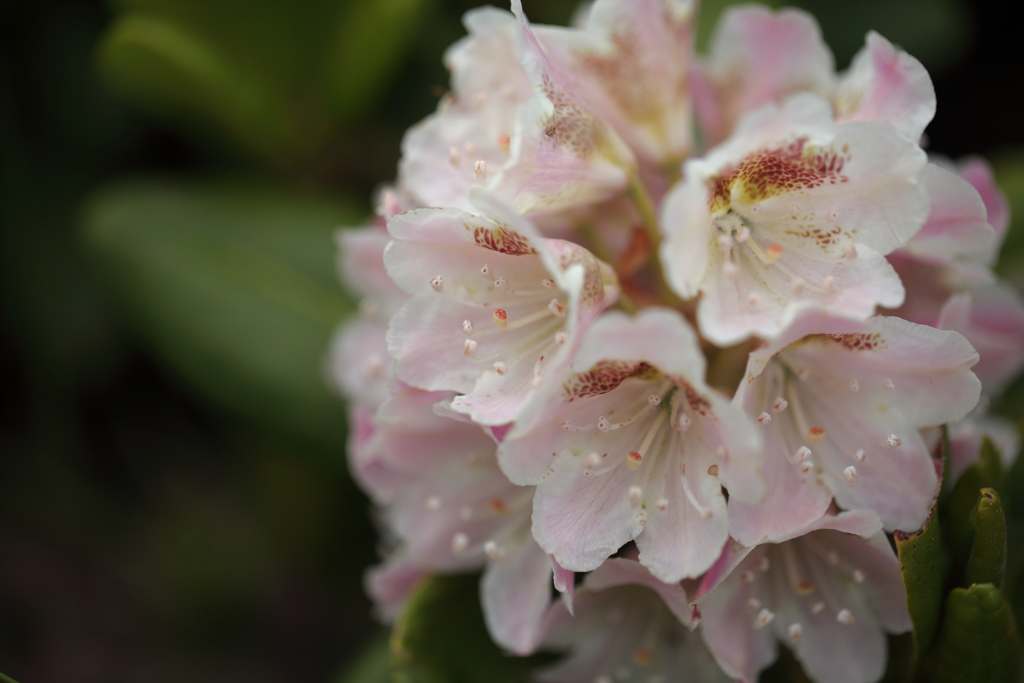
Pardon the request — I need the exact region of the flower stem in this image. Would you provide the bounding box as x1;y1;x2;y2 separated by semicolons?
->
626;170;661;253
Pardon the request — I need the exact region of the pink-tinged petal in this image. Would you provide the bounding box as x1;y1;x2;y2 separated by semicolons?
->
365;554;427;620
326;316;392;408
698;550;779;682
533;0;696;165
948;412;1020;482
583;557;693;626
445;7;533;102
550;554;575;613
482;537;554;655
938;284;1024;397
489;2;634;216
835;32;935;143
531;442;646;572
959;155;1010;241
823;530;912;633
695;5;834;145
635;441;730;581
901;163;996;272
336;226;403;300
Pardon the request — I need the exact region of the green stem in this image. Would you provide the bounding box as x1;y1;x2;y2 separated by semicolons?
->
1;671;21;683
626;169;661;253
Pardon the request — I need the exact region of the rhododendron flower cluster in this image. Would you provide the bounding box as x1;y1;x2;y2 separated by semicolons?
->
328;1;1024;681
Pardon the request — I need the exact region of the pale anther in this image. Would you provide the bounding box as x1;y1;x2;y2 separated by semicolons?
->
754;608;775;629
827;551;839;566
754;556;770;572
430;276;444;292
723;261;737;278
655;498;669;512
884;378;895;390
464;141;475;155
448;146;460;165
887;434;902;447
452;532;469;554
462;320;473;335
597;417;610;432
853;569;866;583
837;609;855;625
493;308;508;328
797;368;810;380
585;452;602;469
707;464;719;477
843;465;859;485
811;602;826;615
627;451;643;470
463;339;477;357
791;277;806;294
648;395;661;406
718;234;733;250
789;446;812;465
748;291;761;306
554;331;567;345
746;598;761;614
424;496;441;510
480;264;491;277
800;460;813;473
494;276;508;290
497;134;510;154
807;427;826;444
484;541;505;560
773;397;788;412
541;278;554;288
740;570;755;583
628;486;643;505
757;411;772;426
561;421;572;431
548;299;566;317
736;227;751;242
493;361;508;376
854;449;866;462
788;624;803;641
676;413;691;431
765;243;783;263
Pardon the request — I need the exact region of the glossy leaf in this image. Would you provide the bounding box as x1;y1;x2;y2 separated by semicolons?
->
82;178;359;452
966;488;1007;589
391;573;547;683
932;584;1021;683
942;435;1006;575
894;500;944;665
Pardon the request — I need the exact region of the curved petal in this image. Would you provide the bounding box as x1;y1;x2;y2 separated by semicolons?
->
482;537;555;655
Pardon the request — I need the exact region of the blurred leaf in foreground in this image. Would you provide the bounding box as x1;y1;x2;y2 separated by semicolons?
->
942;435;1006;576
966;488;1007;589
82;178;359;452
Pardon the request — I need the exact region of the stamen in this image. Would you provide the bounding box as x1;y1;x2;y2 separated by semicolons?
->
497;134;510;154
807;427;826;444
827;551;840;566
541;278;554;288
489;498;507;515
800;460;813;473
484;541;505;560
424;496;441;510
848;378;859;392
655;498;669;511
451;532;469;554
754;608;775;629
430;276;444;292
821;276;834;292
474;160;487;180
773;397;788;413
676;414;691;431
884;378;895;390
648;395;661;406
707;464;719;477
811;602;826;615
718;234;733;251
843;242;857;260
464;339;478;357
548;299;567;317
494;276;508;290
796;580;815;596
681;472;713;518
790;277;806;294
480;264;491;278
765;243;783;263
754;556;770;572
757;411;772;426
493;361;508;375
736;227;751;242
554;332;567;345
746;598;761;614
789;446;812;465
843;466;858;485
493;309;508;327
585;452;602;468
836;609;854;625
462;320;473;336
853;570;866;583
448;146;460;165
740;570;755;583
854;449;865;462
888;434;901;447
492;306;556;330
788;624;802;641
627;451;644;470
723;261;738;278
628;486;643;505
747;291;761;306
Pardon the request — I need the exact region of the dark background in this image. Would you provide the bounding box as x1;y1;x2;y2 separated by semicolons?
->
2;0;1022;681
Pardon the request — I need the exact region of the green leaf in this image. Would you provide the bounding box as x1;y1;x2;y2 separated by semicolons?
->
894;500;944;666
81;178;359;452
942;435;1006;576
391;574;548;683
336;633;391;683
966;488;1007;590
932;584;1021;683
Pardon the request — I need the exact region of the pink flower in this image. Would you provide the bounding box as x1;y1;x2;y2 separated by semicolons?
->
537;557;729;683
728;313;980;544
694;511;911;683
384;191;617;425
499;308;763;582
660;93;928;344
361;385;568;654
